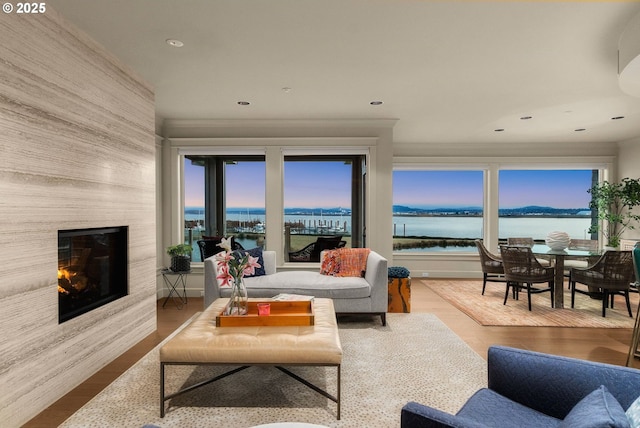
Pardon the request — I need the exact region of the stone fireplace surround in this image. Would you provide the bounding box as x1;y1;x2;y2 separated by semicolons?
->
0;8;156;426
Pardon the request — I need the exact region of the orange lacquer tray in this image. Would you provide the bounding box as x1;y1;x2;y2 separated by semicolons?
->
216;300;315;327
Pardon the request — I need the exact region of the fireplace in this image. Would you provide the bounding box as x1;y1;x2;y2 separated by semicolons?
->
58;226;128;323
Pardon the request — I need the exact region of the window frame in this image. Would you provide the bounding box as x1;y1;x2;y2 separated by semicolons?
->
171;141;373;266
283;154;366;255
391;168;486;253
392;156;614;255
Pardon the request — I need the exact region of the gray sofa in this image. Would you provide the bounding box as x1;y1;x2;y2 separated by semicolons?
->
204;250;388;325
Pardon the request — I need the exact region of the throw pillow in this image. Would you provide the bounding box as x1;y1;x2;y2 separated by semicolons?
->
320;249;341;276
232;246;266;278
559;385;630;428
335;248;370;278
626;395;640;428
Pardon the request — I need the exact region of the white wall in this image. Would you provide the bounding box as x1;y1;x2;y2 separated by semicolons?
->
618;137;640;243
0;9;156;426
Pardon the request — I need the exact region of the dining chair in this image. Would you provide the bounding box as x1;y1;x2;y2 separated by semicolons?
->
499;245;555;311
474;240;505;295
632;242;640;295
507;237;534;247
507;237;551;266
626;243;640;366
563;239;600;286
569;250;634;317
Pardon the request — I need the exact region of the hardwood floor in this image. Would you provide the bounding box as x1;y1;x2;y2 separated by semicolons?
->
24;279;640;427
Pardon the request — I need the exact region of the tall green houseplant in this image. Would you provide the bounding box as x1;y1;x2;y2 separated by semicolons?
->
588;177;640;248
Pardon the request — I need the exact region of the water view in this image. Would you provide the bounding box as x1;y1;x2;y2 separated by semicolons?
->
185;207;594;253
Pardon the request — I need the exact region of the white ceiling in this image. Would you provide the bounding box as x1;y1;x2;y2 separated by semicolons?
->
48;0;640;145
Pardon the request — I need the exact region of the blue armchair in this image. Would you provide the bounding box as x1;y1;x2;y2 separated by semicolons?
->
401;346;640;427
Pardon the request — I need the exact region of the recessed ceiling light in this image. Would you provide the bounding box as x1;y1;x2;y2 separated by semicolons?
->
575;128;586;132
237;101;250;106
612;116;625;120
520;116;532;120
370;101;383;105
494;128;505;132
282;87;292;93
166;39;184;48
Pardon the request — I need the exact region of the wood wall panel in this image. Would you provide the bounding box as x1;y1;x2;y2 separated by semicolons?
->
0;7;156;426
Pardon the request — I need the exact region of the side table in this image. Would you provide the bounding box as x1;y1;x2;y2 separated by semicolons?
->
161;268;190;309
388;266;411;313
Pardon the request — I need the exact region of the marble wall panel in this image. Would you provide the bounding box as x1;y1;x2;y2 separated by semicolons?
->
0;7;156;426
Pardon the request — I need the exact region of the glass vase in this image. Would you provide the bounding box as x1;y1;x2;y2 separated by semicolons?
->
226;275;248;315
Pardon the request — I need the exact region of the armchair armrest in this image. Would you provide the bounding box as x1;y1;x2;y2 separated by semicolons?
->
401;402;489;428
364;251;388;313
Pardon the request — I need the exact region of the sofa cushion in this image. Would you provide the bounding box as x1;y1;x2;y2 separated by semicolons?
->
456;388;560;428
626;394;640;428
559;385;629;428
217;270;372;300
335;248;370;277
320;250;341;276
233;246;266;277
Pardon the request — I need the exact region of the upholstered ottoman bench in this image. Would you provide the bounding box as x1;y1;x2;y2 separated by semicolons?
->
159;297;343;418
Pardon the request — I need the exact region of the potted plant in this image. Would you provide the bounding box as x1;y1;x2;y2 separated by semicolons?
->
588;177;640;248
166;243;193;272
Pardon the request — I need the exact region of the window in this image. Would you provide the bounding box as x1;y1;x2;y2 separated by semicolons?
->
184;155;266;261
283;155;366;261
498;169;596;242
392;170;484;252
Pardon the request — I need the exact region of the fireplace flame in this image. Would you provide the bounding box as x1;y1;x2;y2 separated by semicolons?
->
58;267;88;294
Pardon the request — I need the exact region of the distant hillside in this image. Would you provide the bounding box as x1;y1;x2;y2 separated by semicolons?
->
188;205;591;216
393;205;590;216
393;205;481;214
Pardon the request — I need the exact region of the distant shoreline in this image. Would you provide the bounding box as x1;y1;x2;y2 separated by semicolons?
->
393;214;591;218
186;208;591;219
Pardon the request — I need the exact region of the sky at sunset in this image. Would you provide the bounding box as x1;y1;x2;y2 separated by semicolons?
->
185;160;593;210
498;170;592;209
393;169;593;209
184;160;351;208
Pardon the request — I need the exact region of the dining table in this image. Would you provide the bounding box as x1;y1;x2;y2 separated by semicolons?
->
531;244;602;309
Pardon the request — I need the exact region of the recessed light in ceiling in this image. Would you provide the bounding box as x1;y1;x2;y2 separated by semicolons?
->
494;128;505;132
612;116;625;120
520;116;532;120
282;87;292;93
575;128;586;132
166;39;184;48
237;101;250;106
370;101;383;105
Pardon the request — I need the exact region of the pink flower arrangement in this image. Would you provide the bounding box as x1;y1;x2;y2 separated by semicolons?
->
214;237;261;286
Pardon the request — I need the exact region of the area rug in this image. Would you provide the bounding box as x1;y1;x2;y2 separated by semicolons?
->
60;313;487;428
426;279;638;328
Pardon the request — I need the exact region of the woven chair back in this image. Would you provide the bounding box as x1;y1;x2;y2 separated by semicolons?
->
568;239;598;251
475;240;504;275
576;251;634;292
507;237;534;247
499;245;554;283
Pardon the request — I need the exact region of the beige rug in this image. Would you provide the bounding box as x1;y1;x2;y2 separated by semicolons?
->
60;313;486;428
427;279;638;328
